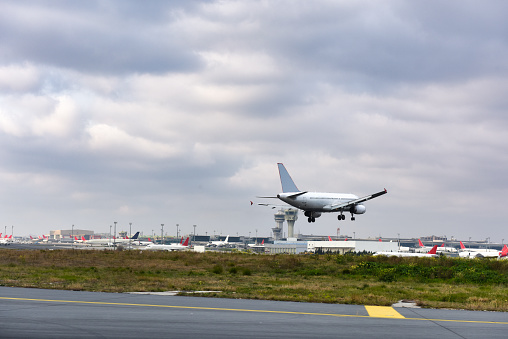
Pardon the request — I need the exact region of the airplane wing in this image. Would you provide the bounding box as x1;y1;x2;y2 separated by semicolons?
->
328;189;387;211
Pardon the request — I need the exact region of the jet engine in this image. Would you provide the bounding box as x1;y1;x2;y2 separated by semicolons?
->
304;211;322;218
351;204;366;214
304;211;321;222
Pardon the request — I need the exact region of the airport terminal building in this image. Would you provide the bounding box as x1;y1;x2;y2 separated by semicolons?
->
264;239;399;254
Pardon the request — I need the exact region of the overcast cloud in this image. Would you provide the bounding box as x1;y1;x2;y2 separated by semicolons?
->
1;0;507;241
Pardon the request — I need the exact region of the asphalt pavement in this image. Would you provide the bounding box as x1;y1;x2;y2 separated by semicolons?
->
0;286;507;338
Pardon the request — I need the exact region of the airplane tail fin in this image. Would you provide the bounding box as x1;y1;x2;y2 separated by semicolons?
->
261;239;264;245
131;232;140;240
82;236;86;241
277;163;300;193
427;245;438;255
498;245;508;259
225;235;229;243
328;236;332;241
182;237;190;246
418;239;424;247
459;241;466;249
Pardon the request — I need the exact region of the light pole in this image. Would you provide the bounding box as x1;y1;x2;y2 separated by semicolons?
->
193;225;196;242
469;237;471;249
11;225;14;238
353;231;356;239
397;233;400;247
129;223;132;249
114;221;117;247
161;224;164;244
109;225;112;246
176;224;179;240
72;224;74;248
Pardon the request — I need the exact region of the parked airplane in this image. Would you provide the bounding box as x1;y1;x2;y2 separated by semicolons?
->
247;239;265;248
0;235;13;245
145;237;190;251
458;241;501;258
83;232;140;246
207;235;230;247
256;163;387;223
374;245;439;258
416;239;457;253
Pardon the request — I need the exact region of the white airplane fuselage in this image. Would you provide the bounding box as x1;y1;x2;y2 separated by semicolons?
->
278;192;363;212
374;252;438;258
145;244;188;251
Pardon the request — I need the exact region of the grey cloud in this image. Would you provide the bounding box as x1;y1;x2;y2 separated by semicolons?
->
0;1;202;74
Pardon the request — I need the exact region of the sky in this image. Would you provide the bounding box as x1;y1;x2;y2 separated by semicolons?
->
1;1;507;242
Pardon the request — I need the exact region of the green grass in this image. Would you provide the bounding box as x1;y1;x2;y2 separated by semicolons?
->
1;249;508;311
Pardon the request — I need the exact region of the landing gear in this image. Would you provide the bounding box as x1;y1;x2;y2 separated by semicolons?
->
351;213;355;221
337;213;345;221
307;217;316;223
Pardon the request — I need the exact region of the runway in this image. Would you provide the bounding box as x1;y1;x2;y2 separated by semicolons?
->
0;287;507;338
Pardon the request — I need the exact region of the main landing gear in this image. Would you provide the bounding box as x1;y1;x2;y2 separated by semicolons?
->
337;213;355;221
307;217;316;223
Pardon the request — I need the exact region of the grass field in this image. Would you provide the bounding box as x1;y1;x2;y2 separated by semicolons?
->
1;249;508;311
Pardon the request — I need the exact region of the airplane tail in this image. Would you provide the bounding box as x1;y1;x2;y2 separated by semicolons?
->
498;245;508;259
182;237;190;246
225;235;229;243
328;236;332;241
131;232;140;240
459;241;466;250
277;163;300;193
81;236;86;241
427;245;438;255
261;239;264;245
418;239;424;247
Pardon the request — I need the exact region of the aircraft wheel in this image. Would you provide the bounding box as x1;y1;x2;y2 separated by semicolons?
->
308;217;312;223
312;217;316;222
342;215;346;220
337;215;341;221
351;216;355;221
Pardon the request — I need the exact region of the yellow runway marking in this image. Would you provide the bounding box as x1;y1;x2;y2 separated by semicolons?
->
1;297;508;326
365;306;405;319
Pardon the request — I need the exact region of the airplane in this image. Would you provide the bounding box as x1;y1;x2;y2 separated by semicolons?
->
458;241;501;258
0;235;13;245
374;245;439;258
83;232;140;246
437;243;458;253
256;163;387;223
144;237;190;251
416;239;457;253
207;235;230;247
247;239;265;248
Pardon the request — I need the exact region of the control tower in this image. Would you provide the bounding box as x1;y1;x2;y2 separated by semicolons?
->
285;208;298;238
272;210;285;240
272;208;299;240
